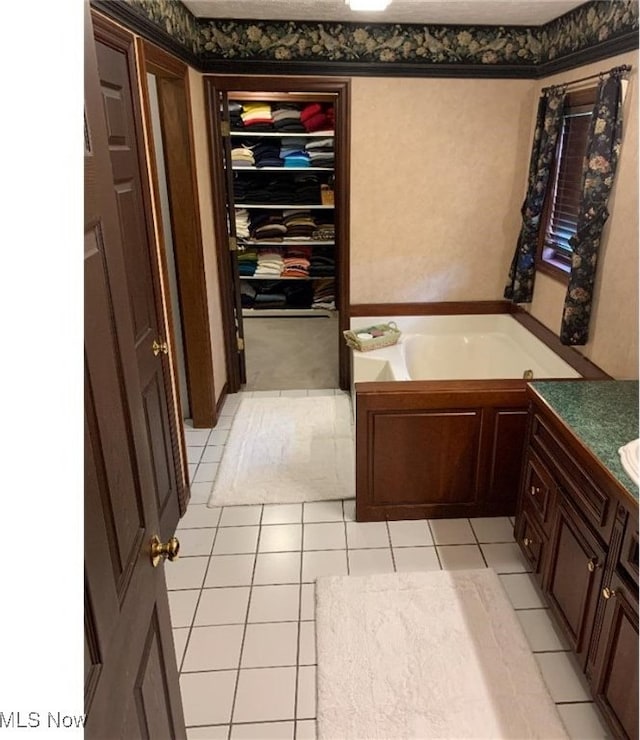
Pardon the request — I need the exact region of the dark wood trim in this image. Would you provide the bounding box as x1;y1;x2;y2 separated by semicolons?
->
199;58;539;79
349;300;512;317
204;74;352;392
204;78;242;393
511;307;610;379
335;80;351;391
207;74;353;94
139;39;218;427
91;11;189;516
355;378;528;395
141;37;189;76
90;0;201;69
215;381;229;420
536;31;639;79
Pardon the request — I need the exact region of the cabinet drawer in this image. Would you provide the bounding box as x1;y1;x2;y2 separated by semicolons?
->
531;414;613;541
515;503;547;581
522;450;552;526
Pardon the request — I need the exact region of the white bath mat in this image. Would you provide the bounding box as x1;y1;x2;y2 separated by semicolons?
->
316;569;568;740
207;395;354;507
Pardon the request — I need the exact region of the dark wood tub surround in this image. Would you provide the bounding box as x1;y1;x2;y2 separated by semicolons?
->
349;300;513;317
510;307;610;380
356;380;529;521
353;302;610;522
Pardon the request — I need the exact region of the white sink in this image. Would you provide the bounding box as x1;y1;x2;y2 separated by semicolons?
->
618;438;639;486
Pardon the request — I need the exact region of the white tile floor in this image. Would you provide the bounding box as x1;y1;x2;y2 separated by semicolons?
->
172;390;611;740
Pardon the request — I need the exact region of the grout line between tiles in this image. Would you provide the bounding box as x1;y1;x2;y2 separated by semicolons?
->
385;520;397;572
227;505;265;736
469;518;490;568
293;508;308;734
181;661;312;675
177;517;221;674
427;518;445;570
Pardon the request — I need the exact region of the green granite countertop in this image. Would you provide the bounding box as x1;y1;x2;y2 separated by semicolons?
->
530;380;639;502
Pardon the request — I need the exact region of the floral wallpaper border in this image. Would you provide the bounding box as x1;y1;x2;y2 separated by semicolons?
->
541;1;638;64
123;0;201;55
119;0;638;69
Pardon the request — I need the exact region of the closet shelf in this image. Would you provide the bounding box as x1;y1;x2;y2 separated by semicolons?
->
230;131;334;138
240;275;334;281
231;166;334;172
242;307;335;318
239;239;334;247
235;204;334;210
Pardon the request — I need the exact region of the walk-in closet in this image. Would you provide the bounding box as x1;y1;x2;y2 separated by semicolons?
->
206;77;351;393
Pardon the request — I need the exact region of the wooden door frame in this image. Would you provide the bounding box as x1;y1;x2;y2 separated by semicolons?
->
204;75;352;392
137;38;219;427
91;10;189;516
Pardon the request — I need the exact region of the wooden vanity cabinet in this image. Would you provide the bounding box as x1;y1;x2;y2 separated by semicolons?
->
515;393;639;738
590;568;639;740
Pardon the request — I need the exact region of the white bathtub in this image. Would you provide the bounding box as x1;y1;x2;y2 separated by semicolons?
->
351;314;581;383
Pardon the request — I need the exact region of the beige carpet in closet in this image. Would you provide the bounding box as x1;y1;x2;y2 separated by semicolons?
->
242;315;339;390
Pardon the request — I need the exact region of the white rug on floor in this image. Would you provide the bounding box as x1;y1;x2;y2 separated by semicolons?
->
207;395;354;506
316;569;568;740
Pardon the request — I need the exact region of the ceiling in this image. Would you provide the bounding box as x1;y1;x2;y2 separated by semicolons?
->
181;0;587;26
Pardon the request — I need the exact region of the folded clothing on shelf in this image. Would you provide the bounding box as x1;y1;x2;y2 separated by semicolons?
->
312;277;336;309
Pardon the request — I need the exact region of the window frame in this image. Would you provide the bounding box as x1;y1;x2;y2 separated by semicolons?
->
535;87;597;284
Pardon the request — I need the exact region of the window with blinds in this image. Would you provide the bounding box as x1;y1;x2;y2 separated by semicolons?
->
537;88;596;280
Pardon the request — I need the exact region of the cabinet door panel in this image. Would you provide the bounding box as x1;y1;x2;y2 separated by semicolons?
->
592;573;639;740
545;498;605;661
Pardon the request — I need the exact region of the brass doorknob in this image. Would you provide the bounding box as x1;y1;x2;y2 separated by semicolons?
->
587;558;599;572
150;535;180;567
152;339;169;356
602;586;616;600
523;537;533;547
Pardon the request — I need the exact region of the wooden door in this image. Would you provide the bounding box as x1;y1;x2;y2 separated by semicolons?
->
85;8;185;738
93;13;183;541
139;42;218;428
591;571;639;739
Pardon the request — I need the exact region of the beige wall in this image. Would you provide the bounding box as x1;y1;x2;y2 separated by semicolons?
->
529;51;639;379
188;67;228;401
349;76;536;303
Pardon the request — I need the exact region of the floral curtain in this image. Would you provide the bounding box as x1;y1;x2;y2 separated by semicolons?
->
504;87;566;303
560;73;624;345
